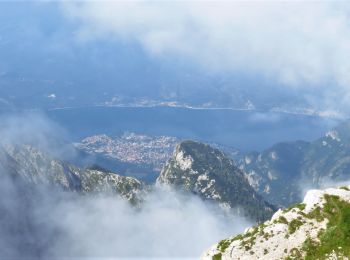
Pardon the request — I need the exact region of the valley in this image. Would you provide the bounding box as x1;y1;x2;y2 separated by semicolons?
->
0;113;350;258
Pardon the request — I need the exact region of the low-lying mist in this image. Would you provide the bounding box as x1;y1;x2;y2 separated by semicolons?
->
0;176;250;258
0;113;251;258
299;178;350;200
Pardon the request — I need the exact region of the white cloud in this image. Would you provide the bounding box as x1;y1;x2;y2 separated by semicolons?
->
0;174;249;258
61;1;350;92
0;113;251;258
47;93;56;99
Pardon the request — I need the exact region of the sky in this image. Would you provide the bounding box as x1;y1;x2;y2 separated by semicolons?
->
0;1;350;113
60;1;350;112
62;1;350;86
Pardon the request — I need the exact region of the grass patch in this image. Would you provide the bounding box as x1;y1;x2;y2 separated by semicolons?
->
283;203;306;213
305;206;324;222
296;203;306;211
217;233;245;252
288;219;303;234
217;238;233;252
303;194;350;259
212;252;222;260
278;216;289;224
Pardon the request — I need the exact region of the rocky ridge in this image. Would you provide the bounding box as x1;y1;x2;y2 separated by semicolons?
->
202;186;350;259
0;143;146;204
157;140;275;221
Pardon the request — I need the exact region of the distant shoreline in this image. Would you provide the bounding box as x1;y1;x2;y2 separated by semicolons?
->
46;104;345;120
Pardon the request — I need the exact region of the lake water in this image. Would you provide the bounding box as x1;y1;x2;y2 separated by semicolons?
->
46;106;341;151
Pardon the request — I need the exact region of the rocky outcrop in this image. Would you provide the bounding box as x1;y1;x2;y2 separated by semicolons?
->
202;186;350;259
0;144;147;204
157;140;275;221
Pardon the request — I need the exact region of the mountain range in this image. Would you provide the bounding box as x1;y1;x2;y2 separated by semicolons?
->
74;121;350;211
237;121;350;207
2;121;350;258
0;143;147;204
0;139;274;222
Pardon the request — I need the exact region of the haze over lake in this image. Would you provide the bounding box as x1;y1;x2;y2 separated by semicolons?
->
46;106;340;151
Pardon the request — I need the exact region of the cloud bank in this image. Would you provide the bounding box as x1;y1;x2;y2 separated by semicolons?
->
0;113;250;258
0;176;248;258
62;2;350;92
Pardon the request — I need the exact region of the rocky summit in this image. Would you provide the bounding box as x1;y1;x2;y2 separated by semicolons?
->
157;140;275;222
202;186;350;260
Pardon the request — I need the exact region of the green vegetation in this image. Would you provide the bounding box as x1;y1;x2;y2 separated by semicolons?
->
289;248;302;258
277;216;289;224
288;219;303;234
296;203;306;211
303;194;350;259
340;186;350;191
212;252;222;260
263;232;270;240
216;233;245;253
283;203;306;213
213;193;350;260
305;206;324;222
217;238;234;252
216;222;269;257
239;224;267;249
302;237;315;253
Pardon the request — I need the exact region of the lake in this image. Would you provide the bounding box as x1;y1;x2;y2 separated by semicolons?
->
46;106;341;151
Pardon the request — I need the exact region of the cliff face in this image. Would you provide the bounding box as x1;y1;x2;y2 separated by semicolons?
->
202;186;350;260
157;140;275;221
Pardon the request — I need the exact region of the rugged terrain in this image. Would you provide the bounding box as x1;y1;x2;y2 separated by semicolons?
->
202;186;350;260
157;140;275;221
0;143;146;204
75;132;239;182
238;122;350;207
0;139;275;223
75;122;350;210
4;135;350;259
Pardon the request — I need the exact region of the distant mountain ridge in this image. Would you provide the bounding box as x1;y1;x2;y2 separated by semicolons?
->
72;121;350;212
0;143;147;204
237;121;350;207
0;141;273;223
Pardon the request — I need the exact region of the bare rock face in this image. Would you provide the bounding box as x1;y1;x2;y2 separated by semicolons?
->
201;186;350;260
157;140;276;222
0;143;147;204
